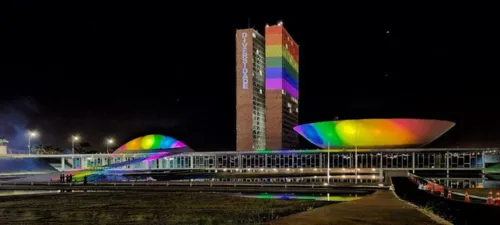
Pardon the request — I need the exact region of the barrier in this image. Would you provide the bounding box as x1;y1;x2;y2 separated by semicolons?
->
464;192;471;202
495;192;500;206
487;192;494;204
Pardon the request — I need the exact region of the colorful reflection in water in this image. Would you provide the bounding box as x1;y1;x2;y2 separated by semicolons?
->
234;193;362;202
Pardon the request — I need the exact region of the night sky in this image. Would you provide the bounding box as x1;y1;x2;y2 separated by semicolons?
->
1;2;499;151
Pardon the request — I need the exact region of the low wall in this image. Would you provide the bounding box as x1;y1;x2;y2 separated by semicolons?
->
392;177;500;225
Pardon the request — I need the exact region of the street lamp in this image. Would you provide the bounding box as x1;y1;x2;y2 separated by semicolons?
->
28;131;38;155
106;138;114;153
72;135;79;154
354;121;359;184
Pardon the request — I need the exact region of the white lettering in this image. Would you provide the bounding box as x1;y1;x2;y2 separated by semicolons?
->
241;32;248;89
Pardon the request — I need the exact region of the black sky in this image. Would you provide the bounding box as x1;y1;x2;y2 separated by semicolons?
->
1;2;499;151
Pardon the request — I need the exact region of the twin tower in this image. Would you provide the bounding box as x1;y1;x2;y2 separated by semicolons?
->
236;22;299;151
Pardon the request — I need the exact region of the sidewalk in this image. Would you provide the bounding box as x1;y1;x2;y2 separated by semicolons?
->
270;190;446;225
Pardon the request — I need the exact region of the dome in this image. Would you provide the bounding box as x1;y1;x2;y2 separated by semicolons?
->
115;134;186;152
293;119;455;149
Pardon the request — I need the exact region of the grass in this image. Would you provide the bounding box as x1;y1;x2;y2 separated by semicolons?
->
0;192;331;225
271;191;446;225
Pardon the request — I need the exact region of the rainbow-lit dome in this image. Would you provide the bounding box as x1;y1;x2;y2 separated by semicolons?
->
294;119;455;149
115;134;186;152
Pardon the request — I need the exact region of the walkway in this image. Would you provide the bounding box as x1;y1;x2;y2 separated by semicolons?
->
270;190;447;225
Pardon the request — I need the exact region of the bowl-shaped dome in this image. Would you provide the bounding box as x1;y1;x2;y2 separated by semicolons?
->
115;134;186;152
293;119;455;149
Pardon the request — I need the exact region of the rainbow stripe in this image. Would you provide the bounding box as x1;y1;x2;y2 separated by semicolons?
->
116;134;186;152
294;119;455;149
237;193;361;202
265;25;299;98
66;152;171;181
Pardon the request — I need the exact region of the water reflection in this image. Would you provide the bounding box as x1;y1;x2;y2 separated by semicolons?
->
233;193;362;202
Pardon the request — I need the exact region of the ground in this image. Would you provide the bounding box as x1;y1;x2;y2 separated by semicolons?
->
270;190;448;225
0;192;330;225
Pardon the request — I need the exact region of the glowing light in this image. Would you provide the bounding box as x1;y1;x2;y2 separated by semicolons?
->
265;24;299;98
116;134;186;152
241;193;361;202
293;119;455;149
66;152;170;181
29;131;38;137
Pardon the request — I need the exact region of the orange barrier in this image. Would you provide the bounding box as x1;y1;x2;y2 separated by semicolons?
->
495;192;500;206
464;192;471;203
434;184;444;195
487;191;494;204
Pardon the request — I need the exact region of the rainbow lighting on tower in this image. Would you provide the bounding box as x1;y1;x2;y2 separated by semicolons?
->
265;21;300;150
265;22;299;98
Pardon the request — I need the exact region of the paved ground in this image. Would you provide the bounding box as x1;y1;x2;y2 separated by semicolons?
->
270;190;447;225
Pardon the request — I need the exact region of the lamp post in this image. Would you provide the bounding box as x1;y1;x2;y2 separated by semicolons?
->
72;135;79;154
354;121;359;184
106;138;114;153
28;131;38;155
327;142;330;184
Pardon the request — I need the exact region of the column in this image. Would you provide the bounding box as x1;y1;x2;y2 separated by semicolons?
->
319;153;322;168
446;151;450;187
379;153;383;183
238;154;242;169
61;157;65;171
190;155;194;169
412;152;415;173
482;151;486;184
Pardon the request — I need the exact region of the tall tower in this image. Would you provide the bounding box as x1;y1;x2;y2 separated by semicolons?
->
236;29;266;151
265;23;299;150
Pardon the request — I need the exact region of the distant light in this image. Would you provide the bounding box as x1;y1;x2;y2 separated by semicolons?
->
266;24;269;27
73;136;79;141
323;182;328;186
107;139;114;144
278;21;283;26
29;131;38;137
386;30;390;34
